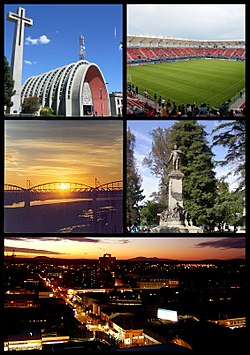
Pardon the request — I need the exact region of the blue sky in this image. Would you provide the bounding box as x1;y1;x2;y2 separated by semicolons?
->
4;4;122;92
128;120;242;201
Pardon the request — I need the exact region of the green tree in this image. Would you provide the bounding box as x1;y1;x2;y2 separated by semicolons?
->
140;200;165;227
40;106;54;116
213;179;244;232
212;120;246;191
229;190;245;231
168;120;218;227
213;179;231;232
4;56;15;108
127;128;145;228
21;97;40;114
143;126;171;205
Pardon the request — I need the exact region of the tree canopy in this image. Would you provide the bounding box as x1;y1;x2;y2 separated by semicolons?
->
127;127;145;227
212;120;246;191
143;126;171;205
169;121;218;227
213;179;244;232
22;97;40;114
4;56;15;108
40;106;54;116
140;200;165;227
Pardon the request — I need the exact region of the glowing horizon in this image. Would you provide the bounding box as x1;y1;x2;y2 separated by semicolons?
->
5;121;123;188
4;237;245;261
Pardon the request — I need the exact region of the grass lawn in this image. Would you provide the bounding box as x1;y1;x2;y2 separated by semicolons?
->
127;59;245;108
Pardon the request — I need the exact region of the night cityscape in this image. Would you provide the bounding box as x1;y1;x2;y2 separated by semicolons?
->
4;237;246;352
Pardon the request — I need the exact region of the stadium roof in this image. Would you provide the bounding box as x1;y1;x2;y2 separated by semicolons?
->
127;35;245;47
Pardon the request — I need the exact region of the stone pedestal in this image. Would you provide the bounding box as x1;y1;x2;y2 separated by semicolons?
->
151;169;203;234
167;170;184;209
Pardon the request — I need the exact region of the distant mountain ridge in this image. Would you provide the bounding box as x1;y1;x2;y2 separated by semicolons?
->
125;257;245;264
127;256;175;262
4;255;244;263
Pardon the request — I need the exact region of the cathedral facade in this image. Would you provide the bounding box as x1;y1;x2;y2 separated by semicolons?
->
21;60;110;116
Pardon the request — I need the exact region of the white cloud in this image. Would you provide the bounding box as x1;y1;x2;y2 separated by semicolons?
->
141;175;160;202
135;152;146;167
39;35;50;44
128;4;245;40
132;130;152;144
24;60;37;65
25;35;51;45
25;36;39;45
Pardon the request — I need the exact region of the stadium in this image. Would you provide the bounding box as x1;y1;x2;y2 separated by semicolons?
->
127;35;245;117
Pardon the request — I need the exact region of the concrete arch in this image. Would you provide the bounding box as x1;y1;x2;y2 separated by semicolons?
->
80;63;110;116
21;60;110;116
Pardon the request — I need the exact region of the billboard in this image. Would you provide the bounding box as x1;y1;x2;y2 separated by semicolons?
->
157;308;178;322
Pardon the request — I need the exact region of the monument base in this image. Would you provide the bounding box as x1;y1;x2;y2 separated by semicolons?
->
151;165;203;234
150;225;189;233
150;224;203;233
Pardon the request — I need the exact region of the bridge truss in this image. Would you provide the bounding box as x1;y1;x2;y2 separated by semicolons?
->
4;180;123;193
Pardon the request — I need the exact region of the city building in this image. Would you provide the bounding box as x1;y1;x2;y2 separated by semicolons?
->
98;253;117;287
4;330;42;351
4;331;70;352
208;317;246;329
3;257;246;352
109;314;144;347
4;292;39;308
109;91;123;116
137;278;179;289
99;253;116;271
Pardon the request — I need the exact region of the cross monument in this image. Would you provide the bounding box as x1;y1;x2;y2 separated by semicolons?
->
7;7;33;114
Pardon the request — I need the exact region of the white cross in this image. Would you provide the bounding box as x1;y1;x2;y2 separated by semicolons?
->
7;7;33;46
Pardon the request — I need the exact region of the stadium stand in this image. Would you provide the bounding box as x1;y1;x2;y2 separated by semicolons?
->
127;35;245;117
127;47;245;63
127;84;245;118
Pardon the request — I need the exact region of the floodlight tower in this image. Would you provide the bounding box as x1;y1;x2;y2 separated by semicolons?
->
79;34;85;60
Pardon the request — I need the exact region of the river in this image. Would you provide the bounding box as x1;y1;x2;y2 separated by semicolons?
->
4;199;123;233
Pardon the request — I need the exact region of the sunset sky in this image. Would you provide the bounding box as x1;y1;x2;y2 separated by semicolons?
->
4;120;123;188
4;237;245;261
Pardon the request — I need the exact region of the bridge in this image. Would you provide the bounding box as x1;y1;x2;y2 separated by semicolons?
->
4;180;123;207
4;180;123;233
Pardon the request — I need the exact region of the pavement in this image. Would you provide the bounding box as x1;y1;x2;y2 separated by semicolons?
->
134;90;245;114
229;91;245;110
136;93;159;109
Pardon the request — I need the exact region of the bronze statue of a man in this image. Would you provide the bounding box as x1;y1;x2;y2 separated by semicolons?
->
166;144;183;170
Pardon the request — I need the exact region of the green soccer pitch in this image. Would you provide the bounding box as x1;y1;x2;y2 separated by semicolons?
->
127;59;245;108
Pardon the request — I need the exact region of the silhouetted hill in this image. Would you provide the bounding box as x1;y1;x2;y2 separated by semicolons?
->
4;255;244;264
127;256;175;262
126;257;245;264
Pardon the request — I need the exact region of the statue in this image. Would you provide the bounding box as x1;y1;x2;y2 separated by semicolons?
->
165;144;183;171
150;142;203;232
